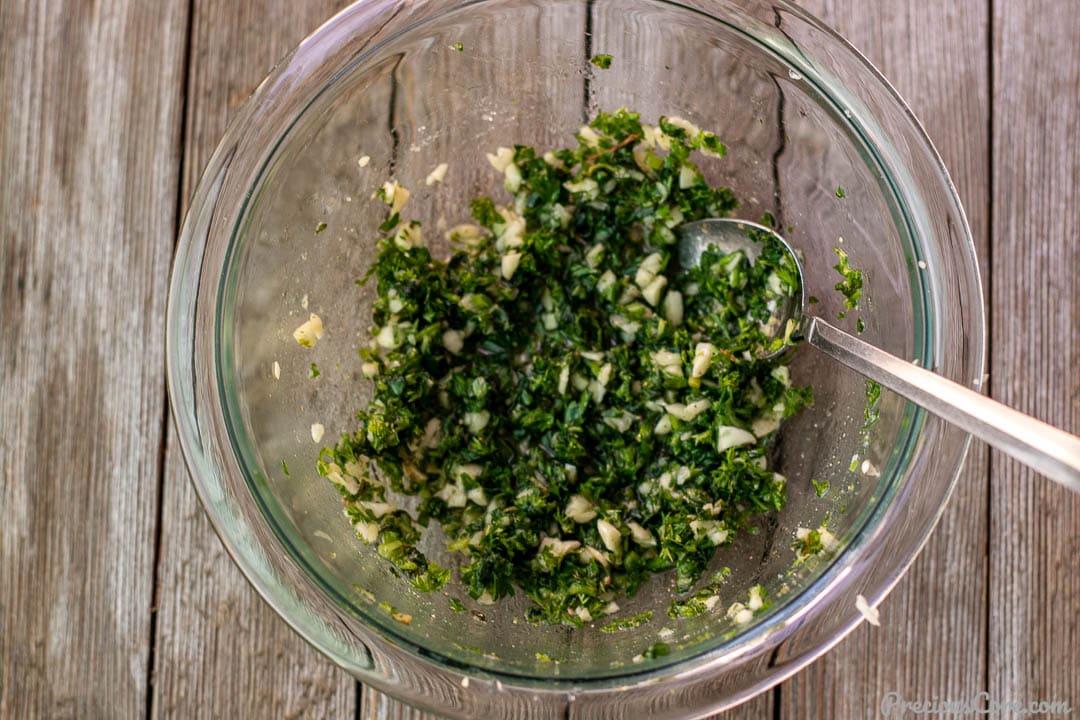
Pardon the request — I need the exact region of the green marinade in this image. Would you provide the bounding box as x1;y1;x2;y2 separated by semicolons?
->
319;109;812;625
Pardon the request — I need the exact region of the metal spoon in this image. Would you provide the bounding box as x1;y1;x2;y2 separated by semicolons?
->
677;218;1080;490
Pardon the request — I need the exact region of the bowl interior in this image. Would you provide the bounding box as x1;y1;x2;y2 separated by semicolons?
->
217;0;930;679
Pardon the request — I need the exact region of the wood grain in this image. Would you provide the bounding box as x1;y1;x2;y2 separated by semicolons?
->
3;0;1077;717
149;2;358;718
0;1;188;718
990;0;1080;710
779;1;992;717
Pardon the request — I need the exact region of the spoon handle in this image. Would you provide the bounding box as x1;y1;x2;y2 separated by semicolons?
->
807;317;1080;490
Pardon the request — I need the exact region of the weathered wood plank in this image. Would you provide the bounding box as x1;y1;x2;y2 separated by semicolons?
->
990;0;1080;711
779;1;991;716
150;2;358;718
0;1;188;717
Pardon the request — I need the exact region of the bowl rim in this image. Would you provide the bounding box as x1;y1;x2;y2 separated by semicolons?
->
166;0;985;714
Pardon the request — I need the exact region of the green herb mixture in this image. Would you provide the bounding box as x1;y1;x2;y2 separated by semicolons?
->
318;109;812;625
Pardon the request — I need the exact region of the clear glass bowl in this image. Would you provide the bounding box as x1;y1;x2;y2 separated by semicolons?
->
166;0;984;716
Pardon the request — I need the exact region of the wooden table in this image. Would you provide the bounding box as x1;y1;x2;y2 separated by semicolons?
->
1;1;1076;717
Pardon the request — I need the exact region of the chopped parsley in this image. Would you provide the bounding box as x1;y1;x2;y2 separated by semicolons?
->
315;221;328;234
451;42;464;52
308;362;320;379
812;478;830;497
600;610;653;632
319;109;813;625
642;642;670;659
792;524;838;565
832;247;863;313
449;597;466;612
863;379;882;431
590;53;613;69
668;567;730;618
835;185;846;199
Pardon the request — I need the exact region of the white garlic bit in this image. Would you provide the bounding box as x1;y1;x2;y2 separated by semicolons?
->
425;162;449;185
293;314;324;347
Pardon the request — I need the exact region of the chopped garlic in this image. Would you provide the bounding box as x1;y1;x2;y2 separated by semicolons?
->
663;290;683;326
550;203;572;227
580;546;610;568
641;275;668;306
635;252;664;288
542;150;564;168
452;463;483;481
632;145;652;173
486;146;514;172
353;520;379;543
358;155;371;167
689;518;728;545
463;410;490;434
585;243;605;268
293;314;324;348
573;605;593;622
751;412;780;437
727;602;753;625
577;125;602;147
553;366;569;396
377;180;410;215
311;423;325;443
717;425;756;451
272;361;281;379
626;521;656;547
564;177;600;199
618;284;641;305
856;594;880;626
596;362;613;387
770;365;790;387
466;487;488;506
501;251;522;279
504;162;522;192
496;216;525;251
662;400;709;422
442;329;465;354
610;314;640;339
358;500;396;518
361;361;379;378
436;480;467;508
596;519;621;552
650;350;683;376
376;324;400;349
393;222;423;250
678;165;699;189
565;494;597;523
447;224;487;246
539;536;581;558
325;462;360;495
425;162;449;185
665;116;700;136
691;342;715;378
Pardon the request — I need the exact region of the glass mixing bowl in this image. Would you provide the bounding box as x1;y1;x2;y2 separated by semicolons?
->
166;0;985;716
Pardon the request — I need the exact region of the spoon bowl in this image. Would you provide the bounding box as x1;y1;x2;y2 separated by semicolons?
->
677;218;808;360
677;218;1080;489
